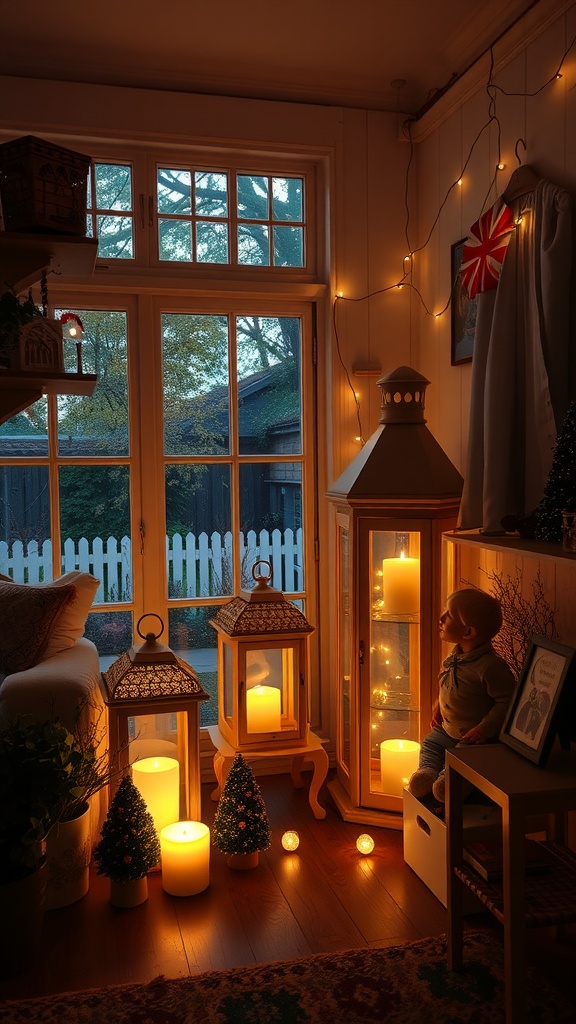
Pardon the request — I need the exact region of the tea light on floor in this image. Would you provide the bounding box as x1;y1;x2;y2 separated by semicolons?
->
160;821;210;896
246;684;282;733
281;830;300;851
356;834;375;855
132;756;180;835
380;739;420;797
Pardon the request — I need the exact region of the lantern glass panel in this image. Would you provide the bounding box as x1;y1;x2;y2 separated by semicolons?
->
223;642;234;722
245;645;297;732
369;530;420;797
128;710;188;820
337;519;352;774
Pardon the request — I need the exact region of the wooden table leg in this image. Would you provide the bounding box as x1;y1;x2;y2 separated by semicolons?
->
290;748;329;818
502;804;527;1023
446;762;465;972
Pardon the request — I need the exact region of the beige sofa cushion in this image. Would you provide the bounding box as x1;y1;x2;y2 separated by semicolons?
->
0;571;99;673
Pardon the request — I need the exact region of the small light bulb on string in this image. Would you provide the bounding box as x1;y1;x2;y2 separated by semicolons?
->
356;834;375;855
457;178;463;186
281;831;300;852
497;162;506;171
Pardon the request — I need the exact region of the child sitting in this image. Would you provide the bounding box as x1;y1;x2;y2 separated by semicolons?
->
409;587;515;803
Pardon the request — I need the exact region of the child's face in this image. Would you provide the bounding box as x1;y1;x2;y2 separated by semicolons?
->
439;602;468;645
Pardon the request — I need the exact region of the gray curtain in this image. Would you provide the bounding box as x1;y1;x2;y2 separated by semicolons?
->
458;180;576;534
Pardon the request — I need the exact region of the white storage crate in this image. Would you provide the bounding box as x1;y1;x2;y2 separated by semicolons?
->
403;786;501;911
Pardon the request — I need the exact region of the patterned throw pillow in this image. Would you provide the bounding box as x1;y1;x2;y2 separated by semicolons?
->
0;579;76;674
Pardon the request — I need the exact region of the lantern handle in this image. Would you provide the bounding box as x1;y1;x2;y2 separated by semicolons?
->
136;612;164;642
252;559;272;585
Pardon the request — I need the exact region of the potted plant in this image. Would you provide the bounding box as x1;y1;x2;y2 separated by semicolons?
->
44;702;124;909
94;774;161;907
0;715;79;976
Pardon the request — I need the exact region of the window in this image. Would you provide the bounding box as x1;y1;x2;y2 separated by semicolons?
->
87;160;308;269
0;146;319;729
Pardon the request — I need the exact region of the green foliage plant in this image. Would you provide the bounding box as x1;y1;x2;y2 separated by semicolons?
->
0;289;43;367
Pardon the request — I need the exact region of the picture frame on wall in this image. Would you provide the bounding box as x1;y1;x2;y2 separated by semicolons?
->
500;636;576;766
450;237;477;365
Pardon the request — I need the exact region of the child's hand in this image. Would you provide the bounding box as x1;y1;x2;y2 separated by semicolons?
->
460;725;485;744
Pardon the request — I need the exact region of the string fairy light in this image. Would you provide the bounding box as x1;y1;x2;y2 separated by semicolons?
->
333;21;576;444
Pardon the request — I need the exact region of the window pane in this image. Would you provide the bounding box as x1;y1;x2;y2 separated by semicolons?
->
86;610;133;669
0;399;48;455
239;462;303;592
162;313;230;456
56;310;129;457
237;175;268;220
157;168;192;215
196;221;228;263
195;172;228;217
169;606;219;728
0;465;51;580
59;465;132;603
96;214;133;258
237;316;302;456
273;225;304;267
272;177;303;221
94;164;132;211
159;219;192;261
238;224;269;265
165;464;232;599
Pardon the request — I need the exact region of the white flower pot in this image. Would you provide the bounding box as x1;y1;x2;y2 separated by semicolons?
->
45;802;91;910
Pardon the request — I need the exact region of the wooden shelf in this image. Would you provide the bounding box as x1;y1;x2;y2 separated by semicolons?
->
0;370;97;424
444;528;576;563
0;231;98;293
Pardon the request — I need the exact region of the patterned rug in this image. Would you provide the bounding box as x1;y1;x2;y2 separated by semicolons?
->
1;930;574;1023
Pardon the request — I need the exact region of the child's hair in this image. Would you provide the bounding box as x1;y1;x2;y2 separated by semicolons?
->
447;588;502;641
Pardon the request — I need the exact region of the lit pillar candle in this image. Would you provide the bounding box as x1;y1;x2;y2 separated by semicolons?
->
246;684;281;732
160;821;210;896
132;756;179;834
380;739;420;796
382;555;420;615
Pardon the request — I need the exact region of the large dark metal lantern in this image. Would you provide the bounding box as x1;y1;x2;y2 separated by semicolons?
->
102;614;209;824
210;560;314;750
327;367;463;827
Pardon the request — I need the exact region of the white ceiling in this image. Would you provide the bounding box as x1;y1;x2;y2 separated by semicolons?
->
3;1;535;113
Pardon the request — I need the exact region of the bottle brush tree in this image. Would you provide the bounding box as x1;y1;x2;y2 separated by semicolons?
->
213;752;271;856
535;401;576;543
94;774;161;882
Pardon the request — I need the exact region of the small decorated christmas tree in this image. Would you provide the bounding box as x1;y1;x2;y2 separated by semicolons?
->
535;401;576;542
94;774;161;883
213;753;271;864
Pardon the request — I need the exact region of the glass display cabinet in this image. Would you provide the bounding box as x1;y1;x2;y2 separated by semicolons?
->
327;367;463;826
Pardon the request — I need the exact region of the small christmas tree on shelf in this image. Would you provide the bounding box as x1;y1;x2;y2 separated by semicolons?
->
535;401;576;543
213;752;271;870
94;774;161;906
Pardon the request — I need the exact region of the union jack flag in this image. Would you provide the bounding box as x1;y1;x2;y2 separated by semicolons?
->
460;199;515;299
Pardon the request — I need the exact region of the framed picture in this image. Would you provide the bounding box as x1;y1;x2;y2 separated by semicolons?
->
500;636;576;766
451;237;477;365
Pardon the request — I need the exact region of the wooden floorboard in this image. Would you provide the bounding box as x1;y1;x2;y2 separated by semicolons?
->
1;770;573;1004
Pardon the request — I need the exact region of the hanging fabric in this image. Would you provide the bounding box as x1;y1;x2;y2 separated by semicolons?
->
458;176;576;534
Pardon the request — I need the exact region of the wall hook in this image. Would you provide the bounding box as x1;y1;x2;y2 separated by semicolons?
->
514;138;527;165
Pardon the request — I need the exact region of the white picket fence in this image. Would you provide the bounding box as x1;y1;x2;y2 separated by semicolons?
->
0;528;304;600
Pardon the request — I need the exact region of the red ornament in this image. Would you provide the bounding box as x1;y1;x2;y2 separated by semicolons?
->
460;199;514;299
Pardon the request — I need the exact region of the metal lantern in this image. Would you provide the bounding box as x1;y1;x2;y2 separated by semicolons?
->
210;560;314;751
327;367;463;827
102;613;209;824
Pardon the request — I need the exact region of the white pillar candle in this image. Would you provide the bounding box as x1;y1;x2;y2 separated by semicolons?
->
160;821;210;896
380;739;420;796
246;684;281;733
132;756;179;835
382;555;420;616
